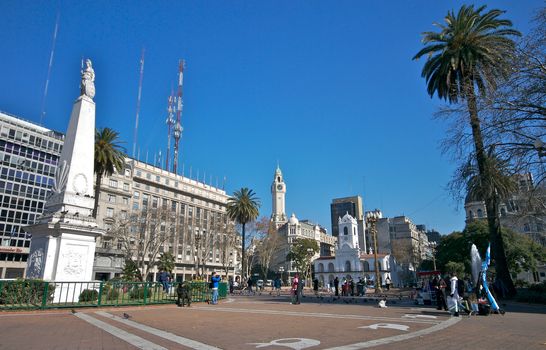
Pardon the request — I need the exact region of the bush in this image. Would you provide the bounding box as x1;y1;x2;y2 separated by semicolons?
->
79;289;99;303
0;279;55;306
528;281;546;293
129;286;146;299
515;288;546;304
106;288;120;300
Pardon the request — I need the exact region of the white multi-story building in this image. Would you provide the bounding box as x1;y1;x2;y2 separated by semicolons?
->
314;213;394;288
94;158;237;282
0;111;64;278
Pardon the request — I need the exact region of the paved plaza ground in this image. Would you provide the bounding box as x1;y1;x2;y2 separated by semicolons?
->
1;292;545;350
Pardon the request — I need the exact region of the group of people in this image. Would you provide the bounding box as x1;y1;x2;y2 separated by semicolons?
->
431;272;474;317
330;276;370;297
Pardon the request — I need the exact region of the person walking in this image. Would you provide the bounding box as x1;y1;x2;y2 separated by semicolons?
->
210;272;222;305
291;273;300;304
274;276;282;296
313;278;319;297
247;276;254;295
334;276;339;297
176;280;191;307
449;272;460;317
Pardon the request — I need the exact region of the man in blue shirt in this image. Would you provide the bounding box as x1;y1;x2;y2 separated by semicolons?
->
210;272;222;305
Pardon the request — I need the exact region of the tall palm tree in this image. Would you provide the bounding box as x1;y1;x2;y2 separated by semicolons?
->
227;188;260;280
413;5;521;296
94;128;126;217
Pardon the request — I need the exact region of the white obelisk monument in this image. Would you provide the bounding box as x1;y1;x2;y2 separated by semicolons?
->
26;59;104;290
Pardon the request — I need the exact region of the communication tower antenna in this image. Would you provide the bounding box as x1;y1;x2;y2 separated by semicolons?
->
165;87;175;171
132;48;145;159
172;59;185;174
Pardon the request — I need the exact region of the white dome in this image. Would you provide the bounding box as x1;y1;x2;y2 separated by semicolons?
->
289;213;299;225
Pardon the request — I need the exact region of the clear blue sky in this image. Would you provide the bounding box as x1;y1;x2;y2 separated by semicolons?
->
1;1;542;235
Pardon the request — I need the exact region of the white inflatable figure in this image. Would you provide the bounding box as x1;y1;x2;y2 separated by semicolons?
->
378;299;387;308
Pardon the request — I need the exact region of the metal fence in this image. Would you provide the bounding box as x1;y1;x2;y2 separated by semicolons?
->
0;279;227;310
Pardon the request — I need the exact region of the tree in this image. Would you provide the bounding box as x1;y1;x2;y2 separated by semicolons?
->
414;5;521;296
94;128;126;217
218;221;239;279
108;206;178;281
227;188;261;279
254;217;283;279
435;221;546;278
286;238;319;282
156;252;175;275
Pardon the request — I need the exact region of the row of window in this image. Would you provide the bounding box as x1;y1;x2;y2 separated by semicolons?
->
0;139;60;164
0;125;62;152
0;252;28;261
1;167;55;188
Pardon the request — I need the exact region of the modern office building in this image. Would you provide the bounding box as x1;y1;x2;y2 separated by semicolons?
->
0;111;64;278
330;195;367;250
93;158;236;282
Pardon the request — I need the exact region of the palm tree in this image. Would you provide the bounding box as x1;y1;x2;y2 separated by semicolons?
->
94;128;126;217
413;5;521;296
227;188;260;280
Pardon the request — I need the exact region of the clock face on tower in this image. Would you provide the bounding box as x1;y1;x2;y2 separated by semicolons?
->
277;184;283;191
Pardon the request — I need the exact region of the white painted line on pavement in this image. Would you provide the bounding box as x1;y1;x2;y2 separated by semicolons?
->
191;306;441;324
96;311;222;350
74;312;167;350
323;316;462;350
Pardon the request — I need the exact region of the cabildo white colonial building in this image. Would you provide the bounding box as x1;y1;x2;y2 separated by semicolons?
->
313;212;397;288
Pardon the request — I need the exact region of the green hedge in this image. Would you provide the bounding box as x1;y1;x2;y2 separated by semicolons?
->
0;279;55;307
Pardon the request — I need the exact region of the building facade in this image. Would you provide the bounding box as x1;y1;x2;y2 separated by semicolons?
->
269;166;337;278
314;213;394;288
465;173;546;247
0;111;64;278
330;195;367;250
94;158;237;282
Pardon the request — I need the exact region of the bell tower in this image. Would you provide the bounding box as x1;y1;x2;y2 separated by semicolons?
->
271;165;287;227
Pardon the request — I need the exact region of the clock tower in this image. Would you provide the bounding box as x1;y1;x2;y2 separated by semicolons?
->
271;165;287;227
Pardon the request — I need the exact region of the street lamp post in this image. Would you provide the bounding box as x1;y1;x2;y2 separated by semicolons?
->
306;248;314;287
278;266;285;285
366;212;382;294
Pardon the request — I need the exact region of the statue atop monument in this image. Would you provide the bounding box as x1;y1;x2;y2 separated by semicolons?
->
80;59;95;99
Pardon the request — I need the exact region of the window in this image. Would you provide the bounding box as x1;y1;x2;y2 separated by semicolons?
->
107;194;116;203
477;209;483;218
133;191;140;199
124;169;131;177
123;183;130;191
109;179;118;188
106;207;114;217
122;197;129;205
343;227;348;235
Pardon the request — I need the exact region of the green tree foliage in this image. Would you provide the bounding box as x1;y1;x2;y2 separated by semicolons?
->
445;261;465;276
94;128;126;217
286;238;319;276
121;259;142;282
414;4;521;296
227;188;261;278
156;252;176;274
436;221;546;276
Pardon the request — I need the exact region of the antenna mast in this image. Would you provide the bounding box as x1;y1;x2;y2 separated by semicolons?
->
172;59;185;174
166;87;175;171
132;48;145;159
